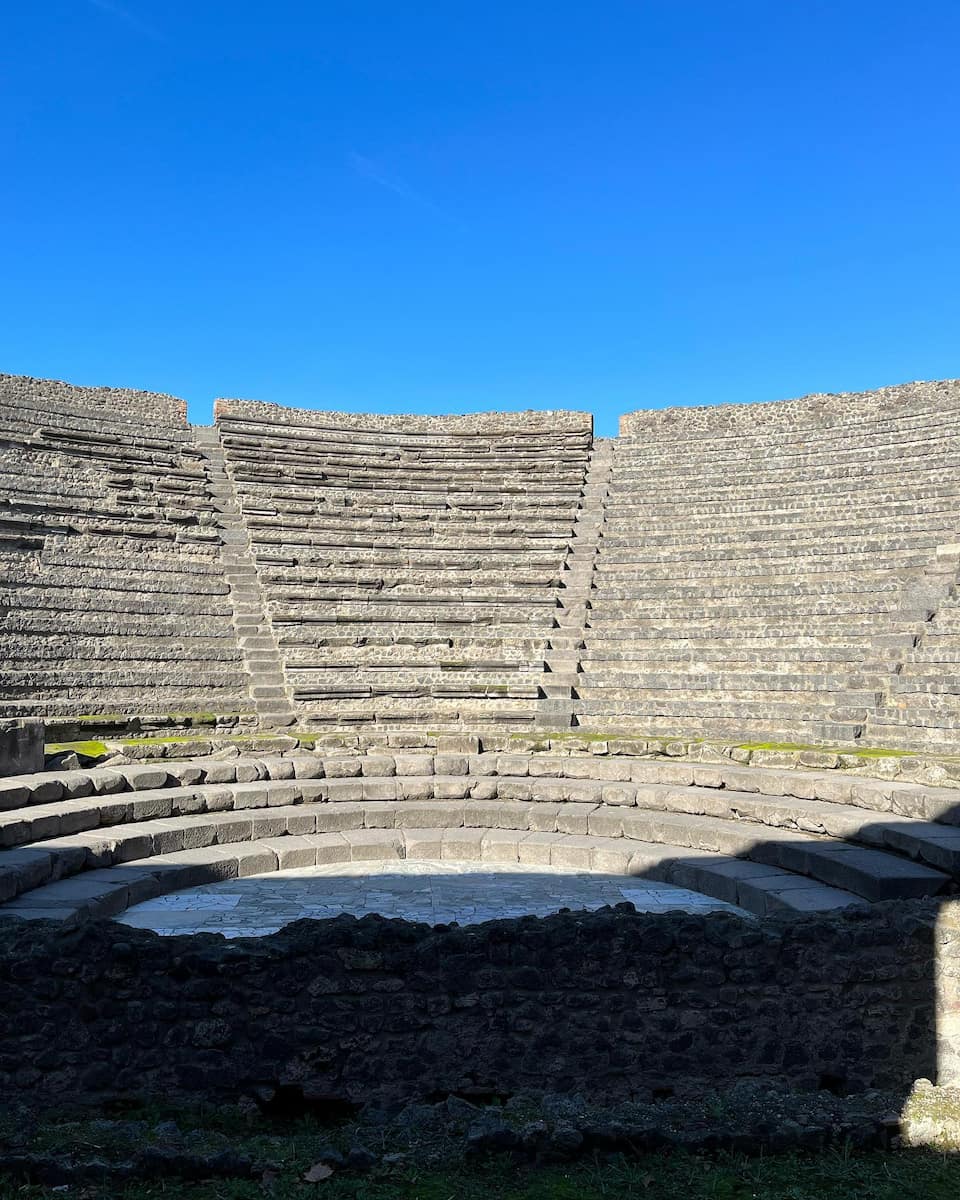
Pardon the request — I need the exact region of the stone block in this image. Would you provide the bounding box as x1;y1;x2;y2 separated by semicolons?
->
315;804;365;833
361;756;396;777
393;754;434;776
557;803;599;835
602;784;637;807
435;776;472;799
344;828;403;861
262;836;318;870
441;827;485;861
0;719;43;778
480;828;524;863
234;844;280;877
403;827;445;858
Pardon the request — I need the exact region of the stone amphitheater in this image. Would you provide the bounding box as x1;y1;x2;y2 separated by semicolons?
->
3;369;960;1108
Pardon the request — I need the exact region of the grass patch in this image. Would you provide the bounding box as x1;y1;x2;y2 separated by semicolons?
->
1;1147;959;1199
45;740;108;758
2;1094;959;1200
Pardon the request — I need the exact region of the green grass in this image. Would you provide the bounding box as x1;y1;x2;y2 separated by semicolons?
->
45;739;108;758
1;1148;959;1199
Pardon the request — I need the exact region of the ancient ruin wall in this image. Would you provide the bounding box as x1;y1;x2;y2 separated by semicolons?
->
0;372;188;428
620;378;960;438
215;397;593;436
0;901;950;1108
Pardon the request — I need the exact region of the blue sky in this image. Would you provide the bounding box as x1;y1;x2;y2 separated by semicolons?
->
2;2;958;435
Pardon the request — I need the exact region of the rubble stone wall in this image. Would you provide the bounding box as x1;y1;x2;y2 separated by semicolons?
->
620;378;960;437
0;901;948;1108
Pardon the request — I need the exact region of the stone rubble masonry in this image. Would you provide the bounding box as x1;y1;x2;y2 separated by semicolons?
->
619;378;960;437
0;372;187;427
214;398;593;434
0;899;949;1108
0;719;43;777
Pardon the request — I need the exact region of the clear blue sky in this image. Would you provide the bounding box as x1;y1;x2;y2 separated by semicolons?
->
3;2;958;434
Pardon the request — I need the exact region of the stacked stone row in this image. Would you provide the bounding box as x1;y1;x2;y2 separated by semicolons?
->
0;744;957;926
214;401;593;731
0;375;250;717
576;380;960;747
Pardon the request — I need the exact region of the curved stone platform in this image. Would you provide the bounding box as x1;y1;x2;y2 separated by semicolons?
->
117;859;748;935
1;748;957;929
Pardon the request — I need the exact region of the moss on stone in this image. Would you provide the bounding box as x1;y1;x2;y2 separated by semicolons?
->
45;740;109;758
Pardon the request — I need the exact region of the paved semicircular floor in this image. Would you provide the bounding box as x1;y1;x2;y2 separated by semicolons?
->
116;860;751;936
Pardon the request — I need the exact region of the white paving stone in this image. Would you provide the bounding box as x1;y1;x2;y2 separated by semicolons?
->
116;859;749;936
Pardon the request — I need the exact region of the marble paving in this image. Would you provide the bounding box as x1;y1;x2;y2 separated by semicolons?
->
116;859;750;937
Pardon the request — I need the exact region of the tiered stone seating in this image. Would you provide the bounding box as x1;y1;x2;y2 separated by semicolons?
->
0;375;250;717
215;401;592;730
0;747;956;925
866;586;960;749
576;381;960;746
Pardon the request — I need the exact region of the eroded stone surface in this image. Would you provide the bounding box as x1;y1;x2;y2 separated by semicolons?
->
116;858;748;936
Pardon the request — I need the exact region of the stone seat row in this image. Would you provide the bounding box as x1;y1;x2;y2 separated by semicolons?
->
615;412;960;450
606;467;960;502
593;550;937;579
594;578;906;602
613;440;960;478
249;531;572;552
4;749;960;923
217;420;592;452
614;407;960;448
587;596;907;621
225;445;590;473
241;508;580;530
230;462;586;489
602;508;959;541
262;567;565;589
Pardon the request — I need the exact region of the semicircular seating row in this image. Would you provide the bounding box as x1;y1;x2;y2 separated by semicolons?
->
0;751;957;928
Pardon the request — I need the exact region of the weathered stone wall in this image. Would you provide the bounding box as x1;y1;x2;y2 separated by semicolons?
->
0;372;187;427
215;397;593;435
620;378;960;438
0;719;43;777
0;901;945;1108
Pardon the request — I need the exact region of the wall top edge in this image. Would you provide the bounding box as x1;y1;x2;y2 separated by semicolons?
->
620;378;960;438
215;397;594;435
0;372;187;427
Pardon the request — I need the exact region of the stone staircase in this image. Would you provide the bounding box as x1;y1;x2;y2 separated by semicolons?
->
538;438;613;728
193;426;296;727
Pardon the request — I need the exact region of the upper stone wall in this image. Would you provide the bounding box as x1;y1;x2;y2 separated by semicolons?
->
216;398;592;436
0;373;187;428
620;379;960;439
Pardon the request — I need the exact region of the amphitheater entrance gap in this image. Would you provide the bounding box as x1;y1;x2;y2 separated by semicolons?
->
116;860;748;936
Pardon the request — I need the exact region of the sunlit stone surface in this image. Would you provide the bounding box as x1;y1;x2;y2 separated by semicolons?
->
116;859;750;937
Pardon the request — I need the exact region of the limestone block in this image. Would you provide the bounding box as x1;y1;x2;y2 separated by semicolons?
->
556;803;599;835
403;828;445;858
397;776;435;801
441;827;485;860
463;799;502;827
310;833;350;865
229;782;272;810
343;828;403;861
314;804;365;833
393;754;434;776
435;776;472;800
434;755;468;776
261;836;318;870
602;784;637;807
468;778;499;800
394;801;464;829
361;756;396;777
323;757;363;778
480;828;524;863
